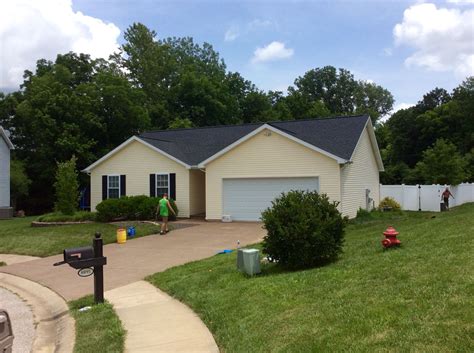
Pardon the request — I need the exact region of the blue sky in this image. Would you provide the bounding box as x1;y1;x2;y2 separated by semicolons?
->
2;0;473;111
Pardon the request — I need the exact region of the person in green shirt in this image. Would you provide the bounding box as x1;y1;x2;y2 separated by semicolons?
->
157;193;176;235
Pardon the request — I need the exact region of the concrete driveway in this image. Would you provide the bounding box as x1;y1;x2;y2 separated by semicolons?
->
0;221;265;301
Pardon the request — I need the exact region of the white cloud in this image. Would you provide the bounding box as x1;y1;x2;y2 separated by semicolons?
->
393;102;415;112
251;41;294;63
447;0;474;5
248;19;272;30
393;3;474;78
224;19;273;43
0;0;120;90
381;102;415;122
224;26;239;42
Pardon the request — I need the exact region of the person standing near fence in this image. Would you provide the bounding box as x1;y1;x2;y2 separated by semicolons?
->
441;187;454;211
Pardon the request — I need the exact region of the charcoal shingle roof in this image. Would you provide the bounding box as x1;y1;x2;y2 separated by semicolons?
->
138;115;370;166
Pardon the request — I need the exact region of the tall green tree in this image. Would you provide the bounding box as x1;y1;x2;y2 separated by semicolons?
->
384;78;474;172
117;23;246;127
288;66;393;123
413;139;468;185
354;81;394;123
54;156;79;215
10;159;31;209
0;52;149;211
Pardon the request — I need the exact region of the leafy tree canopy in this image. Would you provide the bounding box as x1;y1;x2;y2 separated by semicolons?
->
288;66;394;124
380;77;474;184
413;139;468;185
0;52;149;210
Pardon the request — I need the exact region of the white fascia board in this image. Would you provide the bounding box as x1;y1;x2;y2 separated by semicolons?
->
198;124;347;168
367;122;385;172
82;136;191;172
0;127;14;149
349;117;384;172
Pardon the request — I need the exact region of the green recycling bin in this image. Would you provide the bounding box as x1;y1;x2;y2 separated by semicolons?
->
237;248;261;276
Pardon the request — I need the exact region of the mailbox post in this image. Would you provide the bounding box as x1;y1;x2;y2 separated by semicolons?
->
54;232;107;304
93;232;104;303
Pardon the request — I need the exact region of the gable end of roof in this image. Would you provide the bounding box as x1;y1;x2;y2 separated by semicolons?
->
82;136;191;172
348;117;384;172
198;123;348;167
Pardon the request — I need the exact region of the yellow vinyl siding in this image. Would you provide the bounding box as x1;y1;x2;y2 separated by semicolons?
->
341;128;380;218
90;140;190;217
189;169;206;215
205;128;341;220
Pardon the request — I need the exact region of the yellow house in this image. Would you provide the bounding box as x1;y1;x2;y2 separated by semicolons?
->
83;115;384;220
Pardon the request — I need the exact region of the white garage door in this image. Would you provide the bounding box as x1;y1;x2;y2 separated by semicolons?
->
223;177;319;221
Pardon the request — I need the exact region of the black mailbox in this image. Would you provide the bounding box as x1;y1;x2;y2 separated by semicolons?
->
64;246;94;262
54;245;106;269
53;233;107;304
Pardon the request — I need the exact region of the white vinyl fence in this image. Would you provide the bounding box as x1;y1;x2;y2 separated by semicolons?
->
380;183;474;212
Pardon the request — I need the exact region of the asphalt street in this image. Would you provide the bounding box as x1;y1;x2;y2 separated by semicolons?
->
0;287;35;353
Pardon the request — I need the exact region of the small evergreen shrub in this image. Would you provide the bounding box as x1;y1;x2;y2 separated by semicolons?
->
378;197;401;211
54;156;79;215
96;196;178;222
262;190;347;270
356;208;371;219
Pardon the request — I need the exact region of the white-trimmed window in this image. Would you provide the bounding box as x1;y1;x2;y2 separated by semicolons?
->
156;174;169;197
108;175;120;199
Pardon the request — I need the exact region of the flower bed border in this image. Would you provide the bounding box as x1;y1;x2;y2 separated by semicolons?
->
31;221;95;227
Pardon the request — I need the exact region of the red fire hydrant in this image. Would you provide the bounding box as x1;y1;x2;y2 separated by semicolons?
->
382;226;401;248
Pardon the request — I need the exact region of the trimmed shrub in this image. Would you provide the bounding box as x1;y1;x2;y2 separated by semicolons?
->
262;190;347;270
37;211;97;222
378;197;401;211
96;196;178;222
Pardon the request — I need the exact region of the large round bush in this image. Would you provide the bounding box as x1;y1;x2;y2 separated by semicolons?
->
262;190;347;270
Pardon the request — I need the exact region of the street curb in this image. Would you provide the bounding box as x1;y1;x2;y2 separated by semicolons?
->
0;273;75;353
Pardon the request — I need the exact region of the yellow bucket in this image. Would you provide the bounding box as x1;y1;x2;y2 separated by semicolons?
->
117;228;127;244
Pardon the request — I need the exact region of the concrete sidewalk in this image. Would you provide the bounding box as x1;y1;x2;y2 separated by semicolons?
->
105;281;219;353
0;254;39;265
0;220;264;301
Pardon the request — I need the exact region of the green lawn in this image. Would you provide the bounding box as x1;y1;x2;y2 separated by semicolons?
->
0;217;161;257
148;204;474;353
69;296;125;353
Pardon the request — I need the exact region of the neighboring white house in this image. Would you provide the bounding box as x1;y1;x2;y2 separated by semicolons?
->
84;115;384;220
0;126;14;218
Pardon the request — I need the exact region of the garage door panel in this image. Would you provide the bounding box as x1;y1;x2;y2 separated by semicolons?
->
223;177;319;221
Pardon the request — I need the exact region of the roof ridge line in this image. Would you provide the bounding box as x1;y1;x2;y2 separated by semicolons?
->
142;122;263;134
140;114;369;134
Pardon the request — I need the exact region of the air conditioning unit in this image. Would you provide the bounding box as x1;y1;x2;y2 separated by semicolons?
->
237;248;261;276
222;215;232;223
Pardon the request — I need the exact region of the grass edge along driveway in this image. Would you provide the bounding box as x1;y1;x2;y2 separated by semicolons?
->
0;217;161;257
69;296;125;353
148;203;474;353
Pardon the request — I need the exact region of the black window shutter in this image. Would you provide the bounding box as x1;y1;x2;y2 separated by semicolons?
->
102;175;108;200
170;173;176;200
149;174;156;197
120;175;126;196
